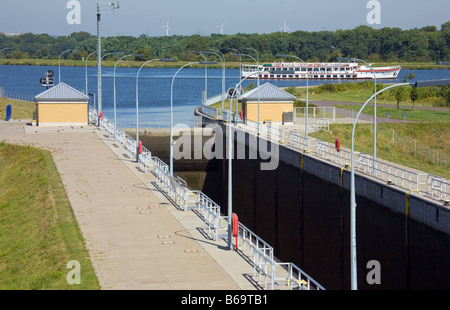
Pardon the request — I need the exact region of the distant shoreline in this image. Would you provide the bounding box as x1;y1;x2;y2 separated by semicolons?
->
1;59;450;70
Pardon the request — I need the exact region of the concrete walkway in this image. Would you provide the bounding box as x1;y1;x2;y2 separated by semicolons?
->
0;120;264;290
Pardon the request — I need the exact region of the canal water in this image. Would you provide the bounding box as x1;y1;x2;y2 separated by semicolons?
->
1;65;449;128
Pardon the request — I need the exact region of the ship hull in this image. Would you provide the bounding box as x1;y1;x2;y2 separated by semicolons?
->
242;62;401;80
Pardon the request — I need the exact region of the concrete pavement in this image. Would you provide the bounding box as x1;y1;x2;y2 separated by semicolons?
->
0;120;265;290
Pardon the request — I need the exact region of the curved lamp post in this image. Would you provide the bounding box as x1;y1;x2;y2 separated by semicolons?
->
200;50;225;115
113;53;142;141
85;50;100;95
331;45;342;84
276;54;310;150
170;61;217;176
225;70;262;249
59;49;77;83
188;50;208;103
245;48;261;135
232;51;261;133
339;57;377;173
349;79;450;290
135;58;174;162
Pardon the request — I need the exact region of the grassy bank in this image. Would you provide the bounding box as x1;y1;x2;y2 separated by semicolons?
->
0;98;35;120
0;142;99;289
310;122;449;179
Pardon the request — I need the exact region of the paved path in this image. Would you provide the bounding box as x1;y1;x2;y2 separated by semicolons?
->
0;121;264;290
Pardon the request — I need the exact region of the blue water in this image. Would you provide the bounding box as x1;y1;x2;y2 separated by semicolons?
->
1;65;449;127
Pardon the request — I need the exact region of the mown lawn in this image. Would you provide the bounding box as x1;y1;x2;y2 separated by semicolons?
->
0;98;35;120
310;122;450;179
0;142;99;289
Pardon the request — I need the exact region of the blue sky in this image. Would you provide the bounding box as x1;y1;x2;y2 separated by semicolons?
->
0;0;449;37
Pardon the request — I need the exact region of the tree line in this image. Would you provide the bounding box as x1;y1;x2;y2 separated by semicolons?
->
1;22;449;63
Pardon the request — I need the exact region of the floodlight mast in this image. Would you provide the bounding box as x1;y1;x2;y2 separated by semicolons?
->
96;2;120;126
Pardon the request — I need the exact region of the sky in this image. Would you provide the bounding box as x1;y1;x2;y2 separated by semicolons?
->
0;0;449;37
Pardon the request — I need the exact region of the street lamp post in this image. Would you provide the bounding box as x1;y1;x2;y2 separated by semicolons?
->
211;49;226;114
114;54;141;142
188;51;208;103
338;57;377;172
232;51;261;133
85;51;100;95
200;50;225;115
136;58;174;162
276;54;310;150
349;79;450;290
331;45;342;84
228;48;243;119
245;48;261;134
170;61;217;176
226;70;260;249
59;49;77;83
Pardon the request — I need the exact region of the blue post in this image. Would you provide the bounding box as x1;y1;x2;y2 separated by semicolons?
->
5;105;12;121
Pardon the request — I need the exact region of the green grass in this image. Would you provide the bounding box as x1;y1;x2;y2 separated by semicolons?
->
0;142;99;289
292;85;445;108
310;122;450;179
334;104;450;123
0;98;35;120
209;99;242;116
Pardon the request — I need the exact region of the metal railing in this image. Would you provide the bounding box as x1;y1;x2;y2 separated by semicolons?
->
201;105;219;119
0;87;35;102
429;175;448;201
93;108;325;290
227;117;448;201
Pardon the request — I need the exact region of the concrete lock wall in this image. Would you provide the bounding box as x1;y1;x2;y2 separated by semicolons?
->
203;121;450;290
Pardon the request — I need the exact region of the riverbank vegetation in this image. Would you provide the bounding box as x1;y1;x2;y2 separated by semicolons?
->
286;81;450;110
1;21;449;67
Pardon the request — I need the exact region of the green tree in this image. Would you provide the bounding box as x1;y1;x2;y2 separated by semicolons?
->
395;89;404;110
135;48;152;61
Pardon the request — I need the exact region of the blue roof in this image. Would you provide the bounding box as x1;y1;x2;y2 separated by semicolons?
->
242;82;297;101
35;82;89;102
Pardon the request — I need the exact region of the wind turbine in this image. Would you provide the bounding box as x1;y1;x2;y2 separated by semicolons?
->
280;20;290;33
217;22;225;35
162;20;172;37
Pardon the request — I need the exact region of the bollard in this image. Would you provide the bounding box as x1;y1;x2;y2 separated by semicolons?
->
5;105;12;121
232;213;239;250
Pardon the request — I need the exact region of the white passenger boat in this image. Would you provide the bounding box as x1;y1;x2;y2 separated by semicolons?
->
242;60;401;80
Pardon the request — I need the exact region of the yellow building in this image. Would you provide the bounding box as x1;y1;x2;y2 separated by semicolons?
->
242;82;296;123
35;82;89;126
